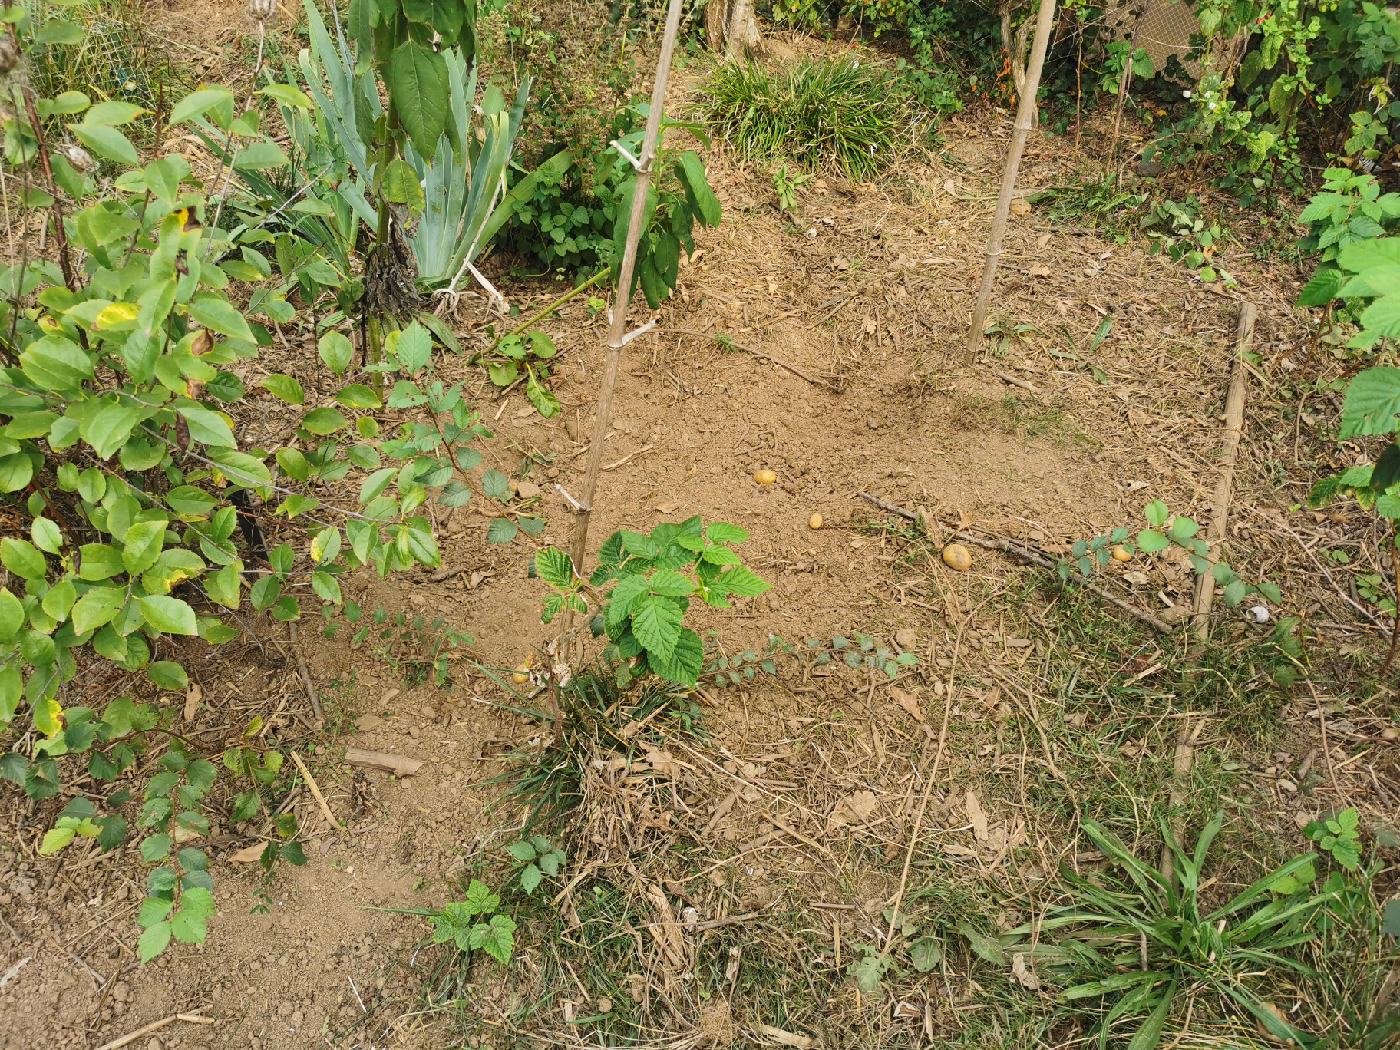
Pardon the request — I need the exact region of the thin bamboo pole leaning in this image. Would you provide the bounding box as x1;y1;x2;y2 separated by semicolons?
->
565;0;686;575
1160;303;1256;884
964;0;1058;361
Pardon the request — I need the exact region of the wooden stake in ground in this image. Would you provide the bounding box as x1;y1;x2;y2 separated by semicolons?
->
566;0;686;574
1161;303;1256;882
965;0;1058;360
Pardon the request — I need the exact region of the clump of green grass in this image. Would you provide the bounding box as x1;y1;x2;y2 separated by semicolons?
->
1028;173;1149;239
702;59;910;179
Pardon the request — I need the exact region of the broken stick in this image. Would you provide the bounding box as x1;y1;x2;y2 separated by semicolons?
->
345;748;424;777
291;751;343;831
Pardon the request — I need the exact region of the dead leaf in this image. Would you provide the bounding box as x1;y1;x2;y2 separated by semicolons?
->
828;789;880;829
643;748;685;778
655;501;679;514
757;1025;816;1048
889;687;924;723
228;842;267;864
182;683;202;722
1011;952;1042;990
966;789;990;841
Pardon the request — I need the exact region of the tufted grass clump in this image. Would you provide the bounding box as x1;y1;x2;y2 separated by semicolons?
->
702;58;909;179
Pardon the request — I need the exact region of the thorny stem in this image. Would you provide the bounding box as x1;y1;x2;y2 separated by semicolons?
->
1382;541;1400;676
16;82;76;291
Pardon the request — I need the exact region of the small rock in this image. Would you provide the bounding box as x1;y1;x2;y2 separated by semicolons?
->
894;629;917;651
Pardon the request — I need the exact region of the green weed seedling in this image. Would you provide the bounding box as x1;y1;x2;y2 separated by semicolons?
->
704;635;789;689
506;834;566;895
847;906;942;993
1062;499;1281;610
1308;807;1363;871
324;602;471;687
536;518;770;688
1142;198;1236;286
772;163;812;214
483;328;561;417
420;880;517;966
803;633;919;680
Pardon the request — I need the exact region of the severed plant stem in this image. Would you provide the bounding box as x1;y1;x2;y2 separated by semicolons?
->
17;83;75;291
1382;541;1400;676
566;0;686;575
488;267;607;356
965;0;1057;360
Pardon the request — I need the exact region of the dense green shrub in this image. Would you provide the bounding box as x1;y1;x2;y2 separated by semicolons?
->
501;101;722;305
1151;0;1400;199
0;5;507;960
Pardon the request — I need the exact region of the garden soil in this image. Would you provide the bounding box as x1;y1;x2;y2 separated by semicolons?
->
1;10;1394;1050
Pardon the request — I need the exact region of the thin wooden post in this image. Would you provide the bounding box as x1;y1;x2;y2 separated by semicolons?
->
567;0;686;574
964;0;1058;360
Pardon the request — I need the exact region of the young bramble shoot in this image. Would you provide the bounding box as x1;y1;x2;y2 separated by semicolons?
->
535;518;770;687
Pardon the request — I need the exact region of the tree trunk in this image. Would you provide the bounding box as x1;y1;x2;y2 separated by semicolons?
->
705;0;761;57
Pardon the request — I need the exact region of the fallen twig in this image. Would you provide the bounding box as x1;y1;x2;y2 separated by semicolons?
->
344;748;424;777
856;491;1174;633
602;444;654;471
428;566;468;583
291;751;343;831
286;620;324;725
883;621;963;955
666;328;843;392
95;1013;215;1050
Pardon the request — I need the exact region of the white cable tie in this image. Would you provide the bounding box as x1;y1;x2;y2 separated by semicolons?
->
617;319;657;348
555;484;589;513
610;139;648;172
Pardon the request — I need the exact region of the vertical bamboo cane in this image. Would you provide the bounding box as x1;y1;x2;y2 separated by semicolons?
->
566;0;686;575
964;0;1058;360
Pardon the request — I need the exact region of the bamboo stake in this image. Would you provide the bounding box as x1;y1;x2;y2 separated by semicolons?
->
1160;303;1256;884
965;0;1058;360
566;0;686;574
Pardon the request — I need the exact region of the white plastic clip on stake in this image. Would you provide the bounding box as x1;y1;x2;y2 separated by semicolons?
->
616;319;657;348
555;484;589;514
610;139;648;173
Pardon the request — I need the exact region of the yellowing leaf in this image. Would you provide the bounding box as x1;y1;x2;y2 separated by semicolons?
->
38;315;61;333
94;302;139;329
33;696;63;737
